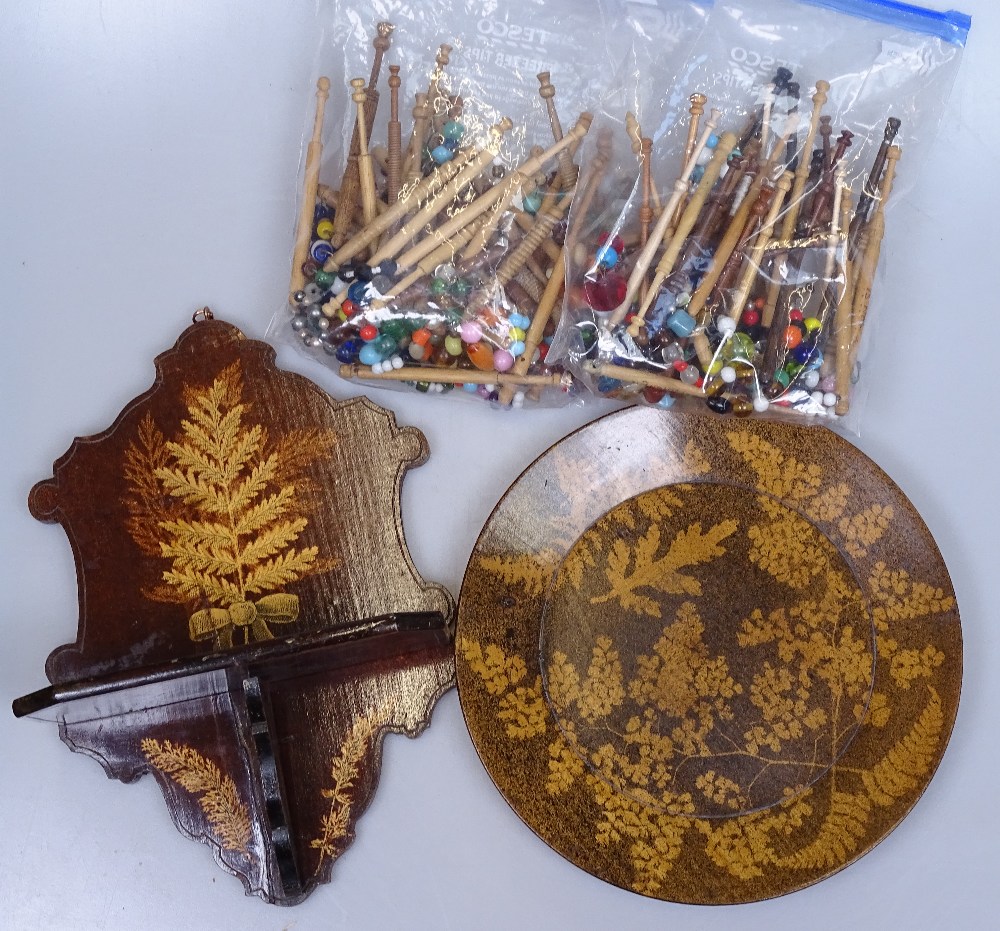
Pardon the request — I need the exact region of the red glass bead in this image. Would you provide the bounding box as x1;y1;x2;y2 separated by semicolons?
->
643;387;667;404
673;361;688;373
742;308;761;327
359;324;378;342
342;299;359;317
537;343;549;361
753;297;766;311
584;272;627;312
789;308;804;322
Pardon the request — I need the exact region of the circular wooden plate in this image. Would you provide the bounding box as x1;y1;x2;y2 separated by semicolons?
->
456;408;961;904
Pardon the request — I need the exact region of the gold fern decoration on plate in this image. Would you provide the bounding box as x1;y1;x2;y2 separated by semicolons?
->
590;519;738;618
479;552;558;598
861;687;944;807
141;738;252;854
311;716;376;867
123;361;337;647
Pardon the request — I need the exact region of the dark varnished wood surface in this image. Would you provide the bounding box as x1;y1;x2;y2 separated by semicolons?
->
17;318;455;905
457;407;961;904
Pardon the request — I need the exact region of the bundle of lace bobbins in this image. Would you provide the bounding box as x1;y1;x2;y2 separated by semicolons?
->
569;70;901;419
288;21;592;408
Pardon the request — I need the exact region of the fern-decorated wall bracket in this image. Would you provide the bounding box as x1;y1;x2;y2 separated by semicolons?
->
13;315;456;906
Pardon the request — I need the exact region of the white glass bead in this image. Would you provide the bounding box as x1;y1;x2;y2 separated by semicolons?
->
716;316;737;337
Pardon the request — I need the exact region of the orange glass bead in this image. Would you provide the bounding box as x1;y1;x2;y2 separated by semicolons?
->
411;327;432;347
784;326;803;350
466;341;495;371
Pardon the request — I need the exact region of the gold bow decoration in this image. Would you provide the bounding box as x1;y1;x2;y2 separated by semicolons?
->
188;593;301;649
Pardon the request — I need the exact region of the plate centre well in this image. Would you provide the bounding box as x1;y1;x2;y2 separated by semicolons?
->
539;481;875;819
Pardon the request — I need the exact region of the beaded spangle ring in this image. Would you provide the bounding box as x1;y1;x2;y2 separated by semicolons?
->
566;69;901;419
287;21;590;408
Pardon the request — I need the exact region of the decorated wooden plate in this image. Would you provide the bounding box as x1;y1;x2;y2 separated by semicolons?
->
456;407;961;904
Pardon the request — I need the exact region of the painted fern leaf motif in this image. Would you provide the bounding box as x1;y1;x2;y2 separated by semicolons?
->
479;552;557;598
862;687;944;807
123;361;337;646
141;739;252;854
311;717;376;867
591;520;738;618
777;791;872;870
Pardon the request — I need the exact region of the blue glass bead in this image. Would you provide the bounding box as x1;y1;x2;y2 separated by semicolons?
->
313;204;333;221
310;240;334;263
792;343;815;365
691;165;706;184
707;133;719;149
376;258;397;278
658;395;676;409
335;338;362;363
666;309;697;338
347;281;369;304
359;343;383;366
508;312;528;329
463;382;479;392
431;145;454;164
805;349;824;371
596;376;622;394
509;340;526;357
649;290;676;333
596;245;619;269
523;192;543;215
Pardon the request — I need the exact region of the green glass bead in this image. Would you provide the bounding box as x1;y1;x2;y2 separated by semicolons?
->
785;362;804;378
445;335;463;356
313;270;335;288
523;191;543;215
415;381;430;393
374;335;397;355
381;320;407;341
430;277;449;295
775;370;791;388
730;332;755;360
443;120;465;141
450;279;472;297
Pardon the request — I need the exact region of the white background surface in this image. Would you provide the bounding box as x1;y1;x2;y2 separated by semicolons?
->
1;1;996;928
